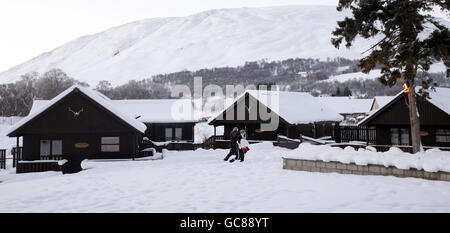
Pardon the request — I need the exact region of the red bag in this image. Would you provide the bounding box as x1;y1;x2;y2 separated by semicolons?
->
242;147;250;153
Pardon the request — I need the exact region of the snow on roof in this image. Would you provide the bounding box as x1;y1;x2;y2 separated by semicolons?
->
358;89;408;126
27;98;198;124
112;99;198;123
358;87;450;126
425;87;450;115
6;85;147;136
29;100;50;115
317;97;373;114
371;96;394;110
210;90;343;124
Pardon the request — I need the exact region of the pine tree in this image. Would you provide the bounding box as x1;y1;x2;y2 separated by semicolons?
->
332;0;450;153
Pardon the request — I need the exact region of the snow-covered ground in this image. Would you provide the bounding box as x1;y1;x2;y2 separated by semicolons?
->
0;117;22;157
1;142;449;213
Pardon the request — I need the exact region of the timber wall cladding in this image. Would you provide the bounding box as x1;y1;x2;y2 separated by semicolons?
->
282;158;450;182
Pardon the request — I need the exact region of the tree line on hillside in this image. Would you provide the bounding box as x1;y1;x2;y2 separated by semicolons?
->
0;69;172;116
1;57;448;117
0;69;89;116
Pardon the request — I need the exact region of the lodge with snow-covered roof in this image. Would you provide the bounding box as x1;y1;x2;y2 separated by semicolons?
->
358;87;450;150
28;96;198;147
6;85;199;173
317;96;373;125
208;90;343;143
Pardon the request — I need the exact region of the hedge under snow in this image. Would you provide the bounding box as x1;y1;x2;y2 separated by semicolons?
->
284;144;450;173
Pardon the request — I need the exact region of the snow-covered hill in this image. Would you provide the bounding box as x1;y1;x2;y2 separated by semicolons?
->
0;5;377;86
2;5;448;86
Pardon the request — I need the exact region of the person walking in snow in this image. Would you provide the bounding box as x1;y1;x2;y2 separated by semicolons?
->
230;129;250;163
223;127;240;161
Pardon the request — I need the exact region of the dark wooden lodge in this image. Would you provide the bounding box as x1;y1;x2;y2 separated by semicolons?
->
7;86;147;162
208;90;343;145
111;99;198;151
358;87;450;150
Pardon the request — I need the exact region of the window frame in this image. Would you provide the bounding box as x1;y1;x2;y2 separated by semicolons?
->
390;128;410;146
101;136;120;152
436;129;450;143
175;128;182;141
165;128;173;141
40;139;63;157
40;140;51;156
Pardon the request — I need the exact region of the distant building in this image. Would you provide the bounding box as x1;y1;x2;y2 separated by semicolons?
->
370;96;394;111
317;97;373;126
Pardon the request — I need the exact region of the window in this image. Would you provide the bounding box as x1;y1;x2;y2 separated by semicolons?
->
390;128;410;145
436;129;450;143
40;140;51;156
52;140;62;155
175;128;182;141
165;128;173;141
390;128;399;145
101;137;120;152
400;128;410;145
40;139;62;156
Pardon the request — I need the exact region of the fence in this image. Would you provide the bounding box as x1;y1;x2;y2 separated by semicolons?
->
12;147;23;168
338;126;376;144
16;161;61;174
274;135;301;149
202;135;225;149
0;149;5;169
40;155;63;160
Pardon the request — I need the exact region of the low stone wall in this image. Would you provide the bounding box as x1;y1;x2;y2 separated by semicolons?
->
282;158;450;182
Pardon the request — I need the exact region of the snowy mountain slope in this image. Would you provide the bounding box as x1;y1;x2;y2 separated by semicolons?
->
0;5;375;86
1;5;448;86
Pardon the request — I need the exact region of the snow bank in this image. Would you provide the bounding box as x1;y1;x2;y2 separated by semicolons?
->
284;143;450;173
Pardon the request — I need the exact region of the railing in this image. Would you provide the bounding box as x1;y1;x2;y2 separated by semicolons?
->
201;135;225;150
338;126;376;144
12;147;23;168
0;149;6;169
40;155;63;160
16;161;61;174
274;135;301;149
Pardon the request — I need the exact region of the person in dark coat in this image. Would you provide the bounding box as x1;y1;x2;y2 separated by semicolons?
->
224;127;241;161
230;129;248;163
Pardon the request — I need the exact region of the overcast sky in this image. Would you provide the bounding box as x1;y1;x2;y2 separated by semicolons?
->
0;0;448;72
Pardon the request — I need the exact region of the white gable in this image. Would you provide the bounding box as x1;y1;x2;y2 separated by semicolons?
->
113;99;198;123
317;97;373;114
371;96;394;110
